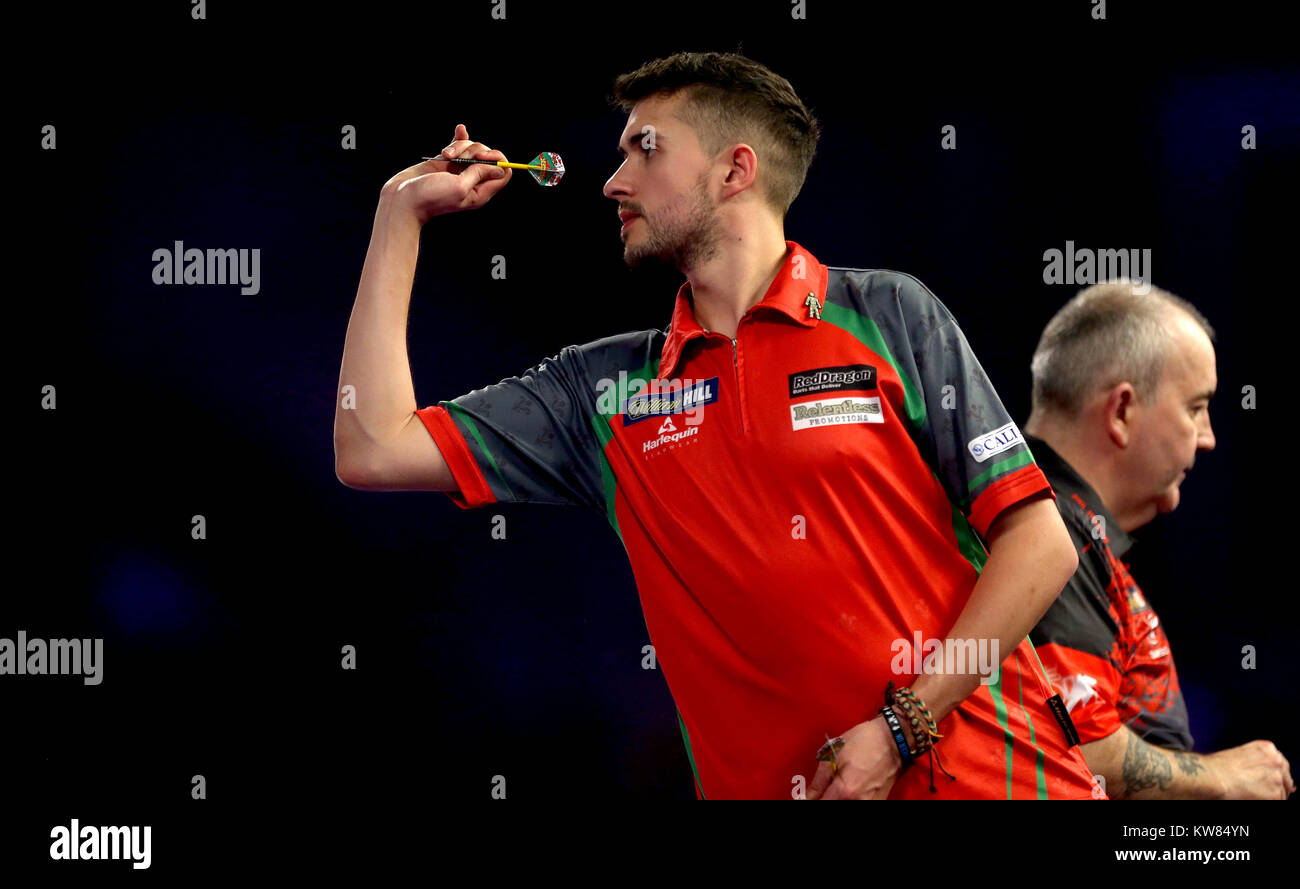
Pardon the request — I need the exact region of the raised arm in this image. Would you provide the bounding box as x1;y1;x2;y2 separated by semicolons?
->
334;124;512;491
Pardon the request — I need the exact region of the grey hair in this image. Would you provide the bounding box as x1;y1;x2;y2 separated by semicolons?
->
1029;279;1215;419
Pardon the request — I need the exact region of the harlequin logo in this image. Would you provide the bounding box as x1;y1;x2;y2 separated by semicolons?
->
642;423;699;453
967;422;1024;463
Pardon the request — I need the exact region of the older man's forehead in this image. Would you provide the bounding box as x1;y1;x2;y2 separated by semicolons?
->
1177;314;1216;360
1163;318;1217;392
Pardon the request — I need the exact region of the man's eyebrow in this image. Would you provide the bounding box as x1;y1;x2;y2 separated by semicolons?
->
617;128;668;154
1191;388;1217;402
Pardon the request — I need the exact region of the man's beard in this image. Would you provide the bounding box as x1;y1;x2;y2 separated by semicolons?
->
623;174;723;272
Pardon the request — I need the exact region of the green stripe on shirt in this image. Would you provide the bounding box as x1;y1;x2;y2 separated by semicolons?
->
967;449;1036;497
443;401;516;501
588;356;660;540
820;302;926;430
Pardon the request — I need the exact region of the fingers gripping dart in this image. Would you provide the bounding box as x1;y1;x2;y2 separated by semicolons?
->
816;734;846;776
420;151;566;187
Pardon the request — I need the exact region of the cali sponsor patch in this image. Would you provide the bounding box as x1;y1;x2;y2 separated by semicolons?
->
788;364;877;398
967;422;1025;462
622;376;719;425
790;396;884;430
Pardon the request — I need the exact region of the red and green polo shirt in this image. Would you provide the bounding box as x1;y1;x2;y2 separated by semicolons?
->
417;241;1100;799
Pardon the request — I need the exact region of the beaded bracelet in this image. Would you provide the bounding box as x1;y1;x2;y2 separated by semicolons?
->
893;685;942;752
884;681;957;792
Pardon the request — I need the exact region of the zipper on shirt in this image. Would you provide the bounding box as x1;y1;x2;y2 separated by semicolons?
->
730;335;747;434
702;327;747;435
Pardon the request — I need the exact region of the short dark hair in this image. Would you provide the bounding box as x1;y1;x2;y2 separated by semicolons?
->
610;51;822;216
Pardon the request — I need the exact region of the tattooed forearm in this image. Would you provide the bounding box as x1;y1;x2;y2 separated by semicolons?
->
1119;730;1174;798
1173;750;1206;776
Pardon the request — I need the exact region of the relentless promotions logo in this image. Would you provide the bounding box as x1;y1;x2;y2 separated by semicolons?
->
623;376;718;425
967;422;1024;462
788;364;876;398
790;397;883;430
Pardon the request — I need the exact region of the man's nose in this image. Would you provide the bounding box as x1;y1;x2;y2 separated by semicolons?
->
1199;410;1216;451
603;161;631;201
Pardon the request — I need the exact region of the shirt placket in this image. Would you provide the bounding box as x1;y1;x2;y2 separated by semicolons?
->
701;317;751;436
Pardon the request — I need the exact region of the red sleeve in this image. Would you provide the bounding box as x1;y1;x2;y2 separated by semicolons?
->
967;462;1055;540
415;405;497;510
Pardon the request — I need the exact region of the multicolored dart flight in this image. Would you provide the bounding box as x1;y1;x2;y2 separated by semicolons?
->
421;151;565;186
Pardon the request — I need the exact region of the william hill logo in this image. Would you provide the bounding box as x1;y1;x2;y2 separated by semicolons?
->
623;377;718;425
967;422;1024;463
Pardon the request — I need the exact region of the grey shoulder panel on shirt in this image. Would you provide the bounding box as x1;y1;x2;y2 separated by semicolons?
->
825;266;960;346
822;266;1031;518
823;267;969;412
563;327;668;390
440;326;667;510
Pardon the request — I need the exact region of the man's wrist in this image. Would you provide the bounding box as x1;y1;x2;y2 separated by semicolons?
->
876;708;909;766
908;672;978;725
1189;751;1227;799
374;194;424;232
872;714;904;767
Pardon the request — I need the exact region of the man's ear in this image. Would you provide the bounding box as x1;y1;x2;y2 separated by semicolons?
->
1103;383;1138;448
721;143;759;198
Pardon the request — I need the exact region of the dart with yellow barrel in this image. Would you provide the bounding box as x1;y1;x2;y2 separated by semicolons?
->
421;150;565;186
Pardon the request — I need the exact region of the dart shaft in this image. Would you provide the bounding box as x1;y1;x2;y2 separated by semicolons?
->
422;156;547;171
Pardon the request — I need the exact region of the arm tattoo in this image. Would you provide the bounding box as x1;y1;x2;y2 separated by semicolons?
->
1173;750;1206;776
1119;729;1174;798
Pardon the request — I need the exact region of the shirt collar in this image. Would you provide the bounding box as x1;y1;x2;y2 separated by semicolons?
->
658;240;828;379
1025;433;1135;557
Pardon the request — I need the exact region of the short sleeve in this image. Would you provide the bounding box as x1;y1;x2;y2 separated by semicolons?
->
416;345;605;511
900;277;1053;538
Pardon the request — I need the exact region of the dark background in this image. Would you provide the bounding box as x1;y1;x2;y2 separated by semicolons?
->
8;0;1297;865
